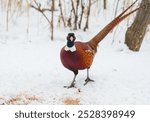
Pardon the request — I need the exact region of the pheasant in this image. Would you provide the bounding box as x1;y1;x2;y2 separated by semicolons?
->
60;0;141;88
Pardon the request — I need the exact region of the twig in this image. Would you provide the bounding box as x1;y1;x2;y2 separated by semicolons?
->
31;0;55;40
30;0;51;24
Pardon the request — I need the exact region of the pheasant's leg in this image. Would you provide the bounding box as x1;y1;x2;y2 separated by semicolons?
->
84;69;94;86
64;70;78;88
64;75;77;88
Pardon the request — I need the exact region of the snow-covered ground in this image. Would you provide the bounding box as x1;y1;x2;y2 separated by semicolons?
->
0;0;150;105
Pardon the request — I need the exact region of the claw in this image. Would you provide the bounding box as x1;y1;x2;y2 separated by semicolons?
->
64;82;76;89
84;77;94;86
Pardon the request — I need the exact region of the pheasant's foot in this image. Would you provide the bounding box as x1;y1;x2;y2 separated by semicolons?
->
64;82;76;89
84;77;94;86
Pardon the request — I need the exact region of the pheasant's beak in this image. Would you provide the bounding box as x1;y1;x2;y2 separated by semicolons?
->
70;36;74;41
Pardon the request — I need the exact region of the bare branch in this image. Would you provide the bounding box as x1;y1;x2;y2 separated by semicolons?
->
30;0;51;24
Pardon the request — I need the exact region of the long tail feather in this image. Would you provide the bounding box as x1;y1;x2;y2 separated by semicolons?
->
116;0;138;19
88;0;141;52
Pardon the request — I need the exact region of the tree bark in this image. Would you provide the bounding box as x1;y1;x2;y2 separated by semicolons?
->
58;0;66;27
78;0;85;29
84;0;91;31
71;0;80;30
125;0;150;51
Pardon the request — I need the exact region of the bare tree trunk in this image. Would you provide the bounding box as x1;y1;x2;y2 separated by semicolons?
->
51;0;54;40
112;0;120;44
103;0;107;9
67;12;72;28
58;0;66;27
71;0;75;29
6;0;11;31
78;0;84;29
75;0;80;29
71;0;80;30
114;0;120;17
125;0;150;51
84;0;91;31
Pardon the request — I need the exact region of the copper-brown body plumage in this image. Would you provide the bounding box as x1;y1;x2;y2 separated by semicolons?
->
61;42;94;70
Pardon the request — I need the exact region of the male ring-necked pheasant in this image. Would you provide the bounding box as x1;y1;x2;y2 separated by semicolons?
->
60;1;141;88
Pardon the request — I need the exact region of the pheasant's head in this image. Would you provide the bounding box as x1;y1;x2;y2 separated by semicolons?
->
64;33;76;52
66;33;76;47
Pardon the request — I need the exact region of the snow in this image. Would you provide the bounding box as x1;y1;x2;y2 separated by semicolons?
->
0;0;150;105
